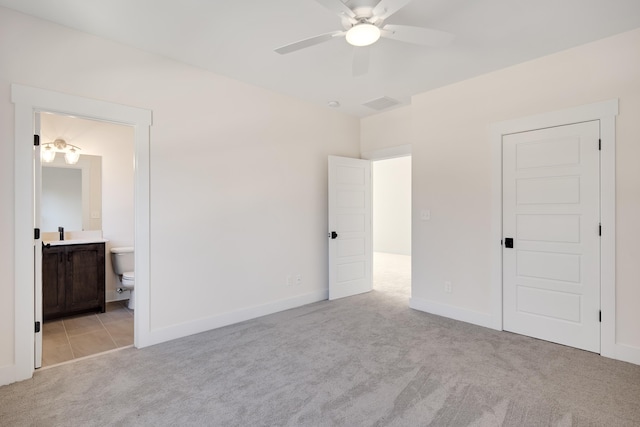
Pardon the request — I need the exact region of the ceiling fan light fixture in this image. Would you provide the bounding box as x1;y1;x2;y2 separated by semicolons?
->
346;23;380;47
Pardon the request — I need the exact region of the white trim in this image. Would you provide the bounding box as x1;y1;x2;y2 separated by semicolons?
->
611;344;640;366
0;364;17;386
145;290;328;346
13;101;35;383
409;297;494;329
489;100;618;135
361;144;411;160
598;114;617;360
10;84;152;384
106;289;131;303
490;99;618;357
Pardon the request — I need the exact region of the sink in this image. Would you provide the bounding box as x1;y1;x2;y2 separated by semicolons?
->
42;230;106;245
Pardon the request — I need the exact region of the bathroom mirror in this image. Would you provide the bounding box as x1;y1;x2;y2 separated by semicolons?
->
41;154;102;232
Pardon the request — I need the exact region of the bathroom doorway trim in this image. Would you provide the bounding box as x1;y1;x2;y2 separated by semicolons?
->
12;84;152;382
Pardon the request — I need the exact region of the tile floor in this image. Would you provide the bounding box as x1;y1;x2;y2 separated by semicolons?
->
42;300;134;367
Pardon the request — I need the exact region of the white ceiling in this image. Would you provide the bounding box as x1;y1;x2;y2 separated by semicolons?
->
2;0;640;117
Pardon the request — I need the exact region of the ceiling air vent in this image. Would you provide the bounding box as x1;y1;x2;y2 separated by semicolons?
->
362;96;400;111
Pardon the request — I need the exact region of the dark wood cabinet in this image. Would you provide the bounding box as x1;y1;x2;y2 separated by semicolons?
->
42;245;66;318
42;243;106;321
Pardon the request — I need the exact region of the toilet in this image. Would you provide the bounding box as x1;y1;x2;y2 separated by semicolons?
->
110;247;135;310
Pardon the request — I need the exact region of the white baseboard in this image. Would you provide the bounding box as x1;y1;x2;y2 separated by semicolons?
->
0;364;17;387
106;289;130;303
411;298;640;366
610;343;640;366
409;296;495;330
144;289;328;347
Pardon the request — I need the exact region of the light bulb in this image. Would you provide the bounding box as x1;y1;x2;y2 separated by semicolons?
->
345;23;381;47
65;148;80;164
41;147;56;163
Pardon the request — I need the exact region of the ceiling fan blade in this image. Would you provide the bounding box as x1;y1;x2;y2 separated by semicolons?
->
372;0;413;21
274;31;344;55
314;0;356;19
352;46;370;77
381;24;454;47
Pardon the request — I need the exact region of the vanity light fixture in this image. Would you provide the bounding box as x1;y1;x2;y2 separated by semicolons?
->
41;139;82;165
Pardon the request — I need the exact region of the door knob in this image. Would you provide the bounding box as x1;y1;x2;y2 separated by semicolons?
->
504;238;514;248
330;231;338;239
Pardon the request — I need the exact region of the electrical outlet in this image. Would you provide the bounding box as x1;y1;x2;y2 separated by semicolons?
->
295;275;302;285
444;281;452;293
286;275;293;286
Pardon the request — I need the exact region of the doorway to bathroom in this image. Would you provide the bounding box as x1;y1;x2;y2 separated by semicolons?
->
13;84;151;382
38;113;136;367
372;155;411;300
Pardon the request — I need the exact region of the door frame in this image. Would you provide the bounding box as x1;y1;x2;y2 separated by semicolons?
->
33;113;42;368
490;99;617;359
11;84;152;383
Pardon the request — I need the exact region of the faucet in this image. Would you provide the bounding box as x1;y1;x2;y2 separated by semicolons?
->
58;226;64;241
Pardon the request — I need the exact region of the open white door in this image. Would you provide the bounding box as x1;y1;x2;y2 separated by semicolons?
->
328;155;372;300
34;112;43;368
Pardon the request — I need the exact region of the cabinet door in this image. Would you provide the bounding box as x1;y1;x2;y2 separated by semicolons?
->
65;243;105;313
42;246;66;320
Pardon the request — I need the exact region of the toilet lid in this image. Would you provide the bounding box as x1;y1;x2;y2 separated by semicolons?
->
123;271;135;281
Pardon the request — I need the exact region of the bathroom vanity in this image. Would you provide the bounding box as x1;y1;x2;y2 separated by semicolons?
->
42;240;106;321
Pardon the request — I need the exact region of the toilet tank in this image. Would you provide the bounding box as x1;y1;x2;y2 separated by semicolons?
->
110;247;134;275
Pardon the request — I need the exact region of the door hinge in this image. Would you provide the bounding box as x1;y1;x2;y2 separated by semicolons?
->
598;139;601;151
34;228;40;240
35;321;41;333
599;224;601;236
500;239;503;246
599;310;601;323
34;135;40;146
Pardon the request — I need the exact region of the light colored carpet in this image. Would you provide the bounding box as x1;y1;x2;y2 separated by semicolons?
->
1;252;639;426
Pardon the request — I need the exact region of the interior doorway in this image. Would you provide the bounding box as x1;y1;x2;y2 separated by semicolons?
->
489;99;617;359
39;113;136;367
372;156;411;299
12;84;151;383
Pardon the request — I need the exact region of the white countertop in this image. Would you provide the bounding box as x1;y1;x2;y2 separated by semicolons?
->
44;239;109;246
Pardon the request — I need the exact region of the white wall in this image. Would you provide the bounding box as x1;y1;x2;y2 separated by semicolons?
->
373;157;411;255
41;114;135;302
0;7;360;382
361;29;640;355
361;106;412;156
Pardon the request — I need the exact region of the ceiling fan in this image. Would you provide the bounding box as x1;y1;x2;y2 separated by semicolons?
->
274;0;454;76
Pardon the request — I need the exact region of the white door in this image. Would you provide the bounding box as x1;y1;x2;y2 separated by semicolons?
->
34;112;43;368
328;156;372;300
503;120;600;353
